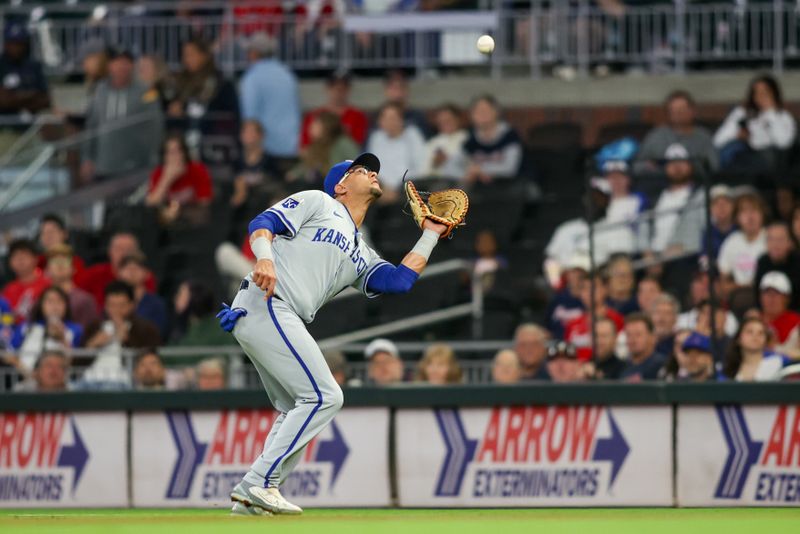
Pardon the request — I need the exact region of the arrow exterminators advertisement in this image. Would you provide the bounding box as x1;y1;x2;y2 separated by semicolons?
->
0;412;128;507
131;408;391;507
677;405;800;506
395;406;673;506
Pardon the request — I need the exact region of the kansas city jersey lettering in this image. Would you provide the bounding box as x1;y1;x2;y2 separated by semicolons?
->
310;228;368;276
257;190;387;323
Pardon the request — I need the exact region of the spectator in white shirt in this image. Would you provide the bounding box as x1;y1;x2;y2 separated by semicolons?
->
366;101;426;201
714;74;796;170
545;178;635;269
603;160;645;226
722;317;789;382
641;143;704;259
718;192;768;296
420;104;467;182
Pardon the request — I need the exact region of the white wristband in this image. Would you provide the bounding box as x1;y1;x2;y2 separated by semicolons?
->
411;229;439;261
251;236;274;262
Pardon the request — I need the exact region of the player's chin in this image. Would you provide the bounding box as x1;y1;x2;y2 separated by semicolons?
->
369;186;383;199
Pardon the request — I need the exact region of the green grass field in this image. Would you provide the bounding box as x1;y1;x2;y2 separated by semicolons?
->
1;508;798;534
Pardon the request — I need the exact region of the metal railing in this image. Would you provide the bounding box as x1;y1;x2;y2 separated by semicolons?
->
2;1;798;78
0;342;502;393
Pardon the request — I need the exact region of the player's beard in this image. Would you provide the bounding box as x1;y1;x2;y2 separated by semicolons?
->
369;185;383;199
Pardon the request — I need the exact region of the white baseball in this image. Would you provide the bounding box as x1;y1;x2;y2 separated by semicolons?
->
477;34;495;55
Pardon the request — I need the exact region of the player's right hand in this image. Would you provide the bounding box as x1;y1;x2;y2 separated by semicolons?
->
252;259;277;300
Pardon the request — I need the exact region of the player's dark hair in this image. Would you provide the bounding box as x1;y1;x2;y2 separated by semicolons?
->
40;213;67;232
625;312;654;333
8;238;38;257
105;280;135;301
31;286;72;323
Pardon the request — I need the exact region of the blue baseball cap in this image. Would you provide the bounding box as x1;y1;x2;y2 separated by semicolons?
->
682;332;711;353
323;153;380;198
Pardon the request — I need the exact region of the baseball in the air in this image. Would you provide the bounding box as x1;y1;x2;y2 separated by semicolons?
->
477;34;495;55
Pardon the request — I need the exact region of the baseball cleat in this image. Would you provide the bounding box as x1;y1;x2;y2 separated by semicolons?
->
230;501;272;517
231;480;303;515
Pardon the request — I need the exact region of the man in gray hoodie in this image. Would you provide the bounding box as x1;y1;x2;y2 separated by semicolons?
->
80;48;163;182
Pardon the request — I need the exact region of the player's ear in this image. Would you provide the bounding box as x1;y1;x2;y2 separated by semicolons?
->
334;182;347;196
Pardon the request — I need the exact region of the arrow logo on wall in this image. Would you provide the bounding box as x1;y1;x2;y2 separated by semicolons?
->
165;411;207;499
314;421;350;489
433;409;478;497
592;409;630;490
714;405;762;499
57;417;89;495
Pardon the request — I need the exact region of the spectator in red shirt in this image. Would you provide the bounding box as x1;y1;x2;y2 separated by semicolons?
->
36;213;85;276
564;271;624;361
1;239;50;323
75;232;157;309
300;71;368;148
759;271;800;358
146;134;213;225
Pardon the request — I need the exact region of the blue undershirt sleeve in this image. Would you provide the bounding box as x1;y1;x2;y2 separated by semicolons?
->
365;264;419;295
248;210;289;236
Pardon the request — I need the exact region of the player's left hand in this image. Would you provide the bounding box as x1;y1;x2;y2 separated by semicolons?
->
422;218;449;236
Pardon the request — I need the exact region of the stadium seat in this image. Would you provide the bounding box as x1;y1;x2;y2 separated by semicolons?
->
595;121;652;148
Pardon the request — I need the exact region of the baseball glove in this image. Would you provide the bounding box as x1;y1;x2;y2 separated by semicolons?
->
404;180;469;239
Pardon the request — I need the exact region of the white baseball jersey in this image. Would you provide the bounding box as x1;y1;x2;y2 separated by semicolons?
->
261;190;389;322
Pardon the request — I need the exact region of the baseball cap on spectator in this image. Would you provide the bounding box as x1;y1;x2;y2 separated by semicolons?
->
664;143;690;161
601;160;629;175
565;252;591;273
731;184;759;198
546;340;577;360
760;271;792;295
323;153;381;197
364;338;399;359
4;23;29;42
589;177;612;196
710;184;733;201
682;332;711;353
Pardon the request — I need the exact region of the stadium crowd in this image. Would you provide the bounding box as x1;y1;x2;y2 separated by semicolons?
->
2;18;800;392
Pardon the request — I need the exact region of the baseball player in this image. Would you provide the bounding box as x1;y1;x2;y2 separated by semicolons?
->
219;153;449;516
